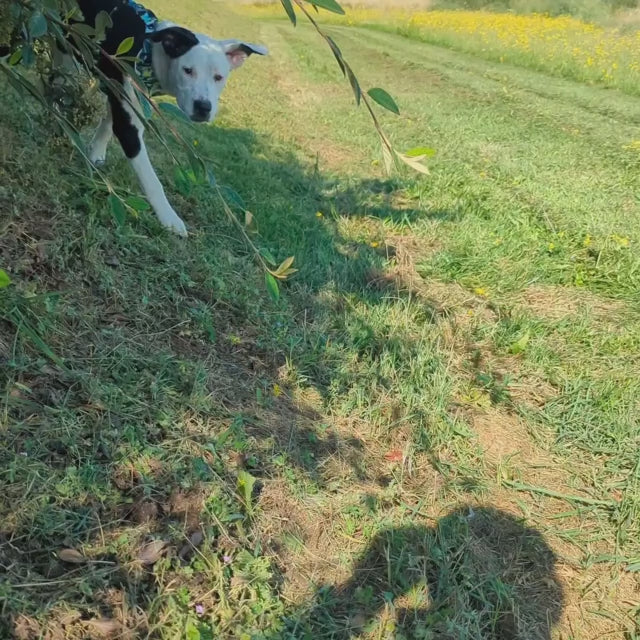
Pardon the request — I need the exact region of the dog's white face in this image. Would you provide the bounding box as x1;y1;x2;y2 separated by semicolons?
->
150;23;267;123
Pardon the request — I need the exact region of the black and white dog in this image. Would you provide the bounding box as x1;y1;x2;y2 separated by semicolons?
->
74;0;267;236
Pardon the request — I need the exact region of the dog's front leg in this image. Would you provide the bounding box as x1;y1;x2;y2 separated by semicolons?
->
109;80;187;237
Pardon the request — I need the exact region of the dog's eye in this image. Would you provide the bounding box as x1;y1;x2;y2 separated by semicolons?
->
183;67;193;76
214;74;223;82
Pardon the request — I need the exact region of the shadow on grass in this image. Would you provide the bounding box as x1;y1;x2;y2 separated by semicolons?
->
0;104;489;637
276;505;564;640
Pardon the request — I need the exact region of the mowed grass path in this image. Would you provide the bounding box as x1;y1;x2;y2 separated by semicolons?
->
1;3;639;639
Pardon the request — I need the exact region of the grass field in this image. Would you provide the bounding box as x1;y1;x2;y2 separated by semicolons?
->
247;3;640;95
1;1;640;639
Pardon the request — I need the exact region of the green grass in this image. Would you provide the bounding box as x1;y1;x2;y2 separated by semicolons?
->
1;2;640;639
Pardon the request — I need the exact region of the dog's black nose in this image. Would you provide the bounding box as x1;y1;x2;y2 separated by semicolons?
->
193;99;212;120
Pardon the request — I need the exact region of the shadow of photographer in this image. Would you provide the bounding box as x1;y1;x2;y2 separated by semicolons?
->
275;505;564;640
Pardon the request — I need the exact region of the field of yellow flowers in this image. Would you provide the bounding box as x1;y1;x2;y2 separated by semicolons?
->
245;5;640;94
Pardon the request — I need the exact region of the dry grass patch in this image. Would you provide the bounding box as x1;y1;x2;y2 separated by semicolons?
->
520;284;625;322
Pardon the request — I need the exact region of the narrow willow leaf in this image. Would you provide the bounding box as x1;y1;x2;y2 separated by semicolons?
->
260;248;277;266
305;0;345;15
274;256;295;277
174;167;192;196
29;12;48;38
116;37;134;56
157;101;193;124
9;49;23;65
94;10;112;42
280;0;296;26
187;151;206;183
405;146;436;158
108;194;126;225
265;272;280;302
345;65;361;106
219;185;246;210
326;36;345;75
381;144;394;174
367;88;400;115
125;196;150;212
71;23;95;38
22;44;35;67
397;153;429;175
138;92;153;120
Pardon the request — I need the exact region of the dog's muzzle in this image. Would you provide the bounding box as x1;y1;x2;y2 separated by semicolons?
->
192;99;212;122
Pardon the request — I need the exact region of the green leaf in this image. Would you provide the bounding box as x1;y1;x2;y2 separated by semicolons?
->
260;248;277;266
21;44;35;67
185;620;201;640
405;146;436;158
174;167;192;196
157;101;193;125
116;37;134;56
0;269;11;289
137;91;153;120
94;10;112;42
367;88;400;115
28;12;48;39
509;331;531;355
305;0;345;15
280;0;297;26
219;185;246;210
326;36;345;75
237;470;257;515
125;195;150;212
71;23;95;38
345;65;361;106
265;272;280;302
187;151;206;183
108;194;126;226
9;49;23;65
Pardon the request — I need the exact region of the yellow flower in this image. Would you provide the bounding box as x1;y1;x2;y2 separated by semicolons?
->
315;211;324;218
474;287;488;297
272;384;282;397
583;234;592;247
611;234;630;248
370;241;380;248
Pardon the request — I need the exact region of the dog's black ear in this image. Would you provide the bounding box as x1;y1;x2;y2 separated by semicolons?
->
221;40;268;70
149;27;198;59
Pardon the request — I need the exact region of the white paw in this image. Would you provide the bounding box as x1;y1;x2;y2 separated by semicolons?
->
89;148;107;167
157;209;188;237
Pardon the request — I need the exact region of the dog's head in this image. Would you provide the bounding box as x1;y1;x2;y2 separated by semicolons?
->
149;23;267;123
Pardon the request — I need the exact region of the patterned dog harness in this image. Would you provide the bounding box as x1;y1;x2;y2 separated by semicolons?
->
127;0;161;94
